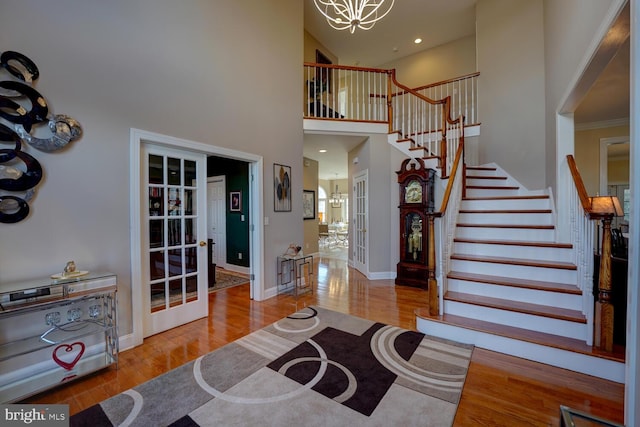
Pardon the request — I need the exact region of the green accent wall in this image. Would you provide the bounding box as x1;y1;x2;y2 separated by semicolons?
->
207;156;250;267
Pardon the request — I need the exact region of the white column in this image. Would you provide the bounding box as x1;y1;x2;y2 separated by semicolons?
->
625;1;640;425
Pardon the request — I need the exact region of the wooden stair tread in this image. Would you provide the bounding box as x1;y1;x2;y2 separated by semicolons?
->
466;175;508;180
466;185;520;190
447;271;581;294
454;237;572;249
458;209;552;214
445;291;586;323
415;310;624;363
451;253;577;270
457;223;555;229
463;195;549;201
466;166;497;171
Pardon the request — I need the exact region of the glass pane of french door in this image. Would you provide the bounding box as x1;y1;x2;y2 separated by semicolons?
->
353;171;368;274
143;144;207;336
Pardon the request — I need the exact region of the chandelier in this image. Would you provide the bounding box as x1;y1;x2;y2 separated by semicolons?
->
329;184;347;206
313;0;395;34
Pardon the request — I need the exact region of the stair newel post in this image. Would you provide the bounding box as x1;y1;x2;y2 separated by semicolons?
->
387;70;394;134
439;97;450;177
595;213;615;352
590;195;623;353
427;213;439;315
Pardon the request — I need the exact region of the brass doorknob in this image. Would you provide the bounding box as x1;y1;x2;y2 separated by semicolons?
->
199;241;207;247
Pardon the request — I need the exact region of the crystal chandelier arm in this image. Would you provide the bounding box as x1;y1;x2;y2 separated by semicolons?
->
314;0;352;24
358;0;395;25
313;0;394;33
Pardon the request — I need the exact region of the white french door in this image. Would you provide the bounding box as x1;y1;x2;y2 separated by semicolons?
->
142;143;208;337
353;170;368;274
207;177;226;269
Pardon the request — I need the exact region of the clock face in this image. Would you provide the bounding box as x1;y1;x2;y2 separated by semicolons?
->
404;180;422;203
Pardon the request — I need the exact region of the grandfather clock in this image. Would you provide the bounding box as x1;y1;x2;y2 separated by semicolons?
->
396;158;435;288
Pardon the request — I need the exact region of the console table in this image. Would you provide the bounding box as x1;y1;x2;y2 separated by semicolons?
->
276;255;314;298
0;272;118;403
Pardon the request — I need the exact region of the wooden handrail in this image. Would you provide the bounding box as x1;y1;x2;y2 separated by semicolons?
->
389;70;464;177
567;155;593;216
412;72;481;92
389;70;447;107
303;62;391;74
437;140;465;215
568;154;615;351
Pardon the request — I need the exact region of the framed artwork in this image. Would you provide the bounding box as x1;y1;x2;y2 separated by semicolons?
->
303;190;315;220
230;191;241;212
274;163;291;212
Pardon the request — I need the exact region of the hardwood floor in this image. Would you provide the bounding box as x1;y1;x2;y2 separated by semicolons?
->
25;252;624;425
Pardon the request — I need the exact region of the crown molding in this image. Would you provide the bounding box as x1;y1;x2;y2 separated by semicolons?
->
575;117;629;131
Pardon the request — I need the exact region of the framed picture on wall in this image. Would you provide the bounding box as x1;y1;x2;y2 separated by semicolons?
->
230;191;241;212
303;190;315;220
274;163;292;212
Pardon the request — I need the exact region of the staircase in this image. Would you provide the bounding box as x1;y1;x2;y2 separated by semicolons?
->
416;164;626;382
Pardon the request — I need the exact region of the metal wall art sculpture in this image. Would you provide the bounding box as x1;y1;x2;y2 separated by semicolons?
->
0;50;83;223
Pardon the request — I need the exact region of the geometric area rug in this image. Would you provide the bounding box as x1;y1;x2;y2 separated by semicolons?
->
70;306;473;427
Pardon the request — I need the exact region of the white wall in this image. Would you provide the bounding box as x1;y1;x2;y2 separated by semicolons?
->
476;0;546;190
379;36;477;87
0;0;303;337
543;0;618;189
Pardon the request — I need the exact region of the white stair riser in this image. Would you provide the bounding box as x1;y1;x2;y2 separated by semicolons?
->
388;137;440;174
465;169;497;177
444;300;586;340
450;259;576;284
457;212;553;226
455;226;556;242
447;279;582;310
453;242;573;263
415;318;624;382
465;188;521;198
461;198;551;210
465;178;510;187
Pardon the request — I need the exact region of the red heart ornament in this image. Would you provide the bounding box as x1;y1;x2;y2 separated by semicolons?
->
52;342;85;371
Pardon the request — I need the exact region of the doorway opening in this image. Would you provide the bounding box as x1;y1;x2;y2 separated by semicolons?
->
129;128;264;347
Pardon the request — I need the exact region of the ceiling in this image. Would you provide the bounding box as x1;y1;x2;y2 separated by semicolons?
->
303;0;477;68
303;1;630;180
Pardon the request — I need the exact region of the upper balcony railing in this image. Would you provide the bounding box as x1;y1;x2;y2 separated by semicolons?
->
412;72;479;126
304;63;390;122
303;63;474;178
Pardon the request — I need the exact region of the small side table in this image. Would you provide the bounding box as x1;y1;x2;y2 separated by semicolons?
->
277;255;314;298
559;405;623;426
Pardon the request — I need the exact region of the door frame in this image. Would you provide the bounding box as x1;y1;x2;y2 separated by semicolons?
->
129;128;264;348
352;169;369;275
599;136;630;196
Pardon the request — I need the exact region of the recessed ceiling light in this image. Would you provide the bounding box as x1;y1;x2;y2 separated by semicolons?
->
414;38;422;44
319;149;327;153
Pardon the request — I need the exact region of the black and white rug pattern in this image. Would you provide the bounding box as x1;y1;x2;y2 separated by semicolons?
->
71;306;473;427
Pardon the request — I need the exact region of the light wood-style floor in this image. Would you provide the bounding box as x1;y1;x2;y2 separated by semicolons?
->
26;252;624;426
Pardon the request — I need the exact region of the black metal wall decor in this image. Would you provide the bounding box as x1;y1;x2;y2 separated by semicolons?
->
0;50;83;223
